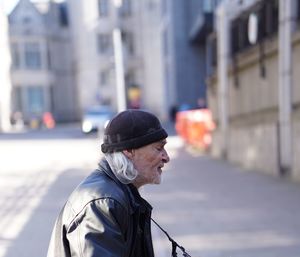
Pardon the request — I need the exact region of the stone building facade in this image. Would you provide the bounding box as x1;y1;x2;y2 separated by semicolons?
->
207;0;300;181
8;0;78;123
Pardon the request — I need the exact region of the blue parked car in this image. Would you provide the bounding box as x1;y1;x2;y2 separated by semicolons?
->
81;106;114;134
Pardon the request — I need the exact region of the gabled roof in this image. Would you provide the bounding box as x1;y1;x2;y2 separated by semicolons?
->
8;0;49;27
9;0;43;20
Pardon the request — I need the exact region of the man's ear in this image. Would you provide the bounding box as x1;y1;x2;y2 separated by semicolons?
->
123;149;134;159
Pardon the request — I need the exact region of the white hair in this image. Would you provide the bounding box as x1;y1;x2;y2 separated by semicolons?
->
104;152;137;184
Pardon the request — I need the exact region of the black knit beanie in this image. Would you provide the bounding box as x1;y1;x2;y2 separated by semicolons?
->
101;109;168;153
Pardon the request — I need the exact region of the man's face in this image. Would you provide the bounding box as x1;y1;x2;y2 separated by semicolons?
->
130;139;170;188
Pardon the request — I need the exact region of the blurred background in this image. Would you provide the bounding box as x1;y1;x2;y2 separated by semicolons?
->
1;0;300;256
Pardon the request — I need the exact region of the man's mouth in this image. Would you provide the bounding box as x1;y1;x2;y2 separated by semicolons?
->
157;165;164;172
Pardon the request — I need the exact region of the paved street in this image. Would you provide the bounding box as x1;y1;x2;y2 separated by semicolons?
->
145;147;300;257
0;125;99;257
0;125;300;257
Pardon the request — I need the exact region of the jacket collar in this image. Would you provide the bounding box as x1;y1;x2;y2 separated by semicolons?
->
98;158;120;184
97;158;149;213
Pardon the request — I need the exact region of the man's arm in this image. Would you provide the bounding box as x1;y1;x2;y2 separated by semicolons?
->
67;198;130;257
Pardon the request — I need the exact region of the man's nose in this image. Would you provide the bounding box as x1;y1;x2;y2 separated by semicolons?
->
162;149;170;163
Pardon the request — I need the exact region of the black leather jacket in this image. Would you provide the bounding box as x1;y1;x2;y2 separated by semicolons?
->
47;159;155;257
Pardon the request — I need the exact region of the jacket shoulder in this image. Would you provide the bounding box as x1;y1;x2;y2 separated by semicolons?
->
66;170;130;220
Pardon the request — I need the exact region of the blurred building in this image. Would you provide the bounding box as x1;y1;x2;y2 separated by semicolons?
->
206;0;300;181
128;0;222;120
67;0;146;115
66;0;218;120
6;0;225;124
8;0;78;124
0;6;12;132
138;0;167;118
159;0;212;116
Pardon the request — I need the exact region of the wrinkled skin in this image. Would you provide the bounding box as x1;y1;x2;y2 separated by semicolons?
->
123;139;170;188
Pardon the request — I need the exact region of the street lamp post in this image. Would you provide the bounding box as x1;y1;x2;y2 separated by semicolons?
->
278;0;293;174
113;0;126;112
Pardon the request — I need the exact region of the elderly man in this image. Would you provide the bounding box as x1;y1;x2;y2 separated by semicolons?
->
47;109;170;257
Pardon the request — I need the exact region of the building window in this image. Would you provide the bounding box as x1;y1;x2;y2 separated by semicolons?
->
97;33;112;54
231;20;240;55
59;3;69;27
265;0;279;36
11;86;45;119
206;33;217;77
24;43;41;69
231;15;251;55
27;86;44;114
230;0;279;56
298;0;300;22
120;0;131;17
122;31;134;55
11;43;20;69
98;0;109;17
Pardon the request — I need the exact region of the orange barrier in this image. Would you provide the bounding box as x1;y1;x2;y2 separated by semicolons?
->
175;109;215;149
42;112;56;129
